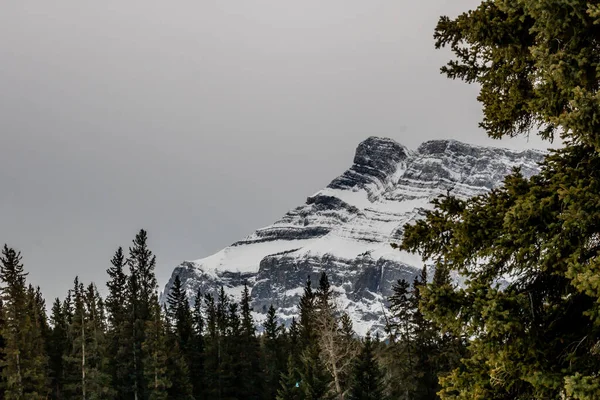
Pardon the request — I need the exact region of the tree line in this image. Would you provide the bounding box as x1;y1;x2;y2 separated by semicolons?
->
0;229;462;400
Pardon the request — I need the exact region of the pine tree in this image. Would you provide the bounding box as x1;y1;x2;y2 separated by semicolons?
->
166;275;193;352
410;267;440;400
397;2;600;393
105;246;134;399
128;229;158;400
287;318;300;363
142;296;170;400
189;289;205;400
239;282;262;399
383;279;418;399
0;245;49;399
63;278;86;398
202;293;219;400
263;305;285;400
164;278;194;399
347;334;387;400
298;276;316;348
83;283;114;399
314;272;355;400
276;355;302;400
299;342;332;400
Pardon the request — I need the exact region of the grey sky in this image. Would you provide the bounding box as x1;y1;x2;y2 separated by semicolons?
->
0;0;550;302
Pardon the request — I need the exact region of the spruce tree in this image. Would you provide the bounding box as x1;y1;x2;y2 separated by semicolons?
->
239;283;262;399
314;272;355;399
383;279;418;399
347;334;387;400
299;342;332;400
142;296;170;400
166;275;193;352
0;245;49;399
128;229;158;400
276;355;302;400
49;298;68;398
164;280;194;399
263;305;285;400
83;283;113;399
298;276;316;348
202;293;219;399
105;246;134;399
396;2;600;395
189;289;205;400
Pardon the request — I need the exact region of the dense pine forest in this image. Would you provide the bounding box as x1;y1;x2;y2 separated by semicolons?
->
5;0;600;398
0;229;462;399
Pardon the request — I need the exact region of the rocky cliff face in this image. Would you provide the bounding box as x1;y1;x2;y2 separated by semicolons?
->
163;137;544;335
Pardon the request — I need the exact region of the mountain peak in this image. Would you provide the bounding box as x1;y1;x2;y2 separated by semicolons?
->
328;136;409;192
163;137;544;336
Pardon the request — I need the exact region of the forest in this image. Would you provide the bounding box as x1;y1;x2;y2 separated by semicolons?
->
4;0;600;398
0;229;461;400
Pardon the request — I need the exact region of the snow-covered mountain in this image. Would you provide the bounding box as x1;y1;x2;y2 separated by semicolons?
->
163;137;544;335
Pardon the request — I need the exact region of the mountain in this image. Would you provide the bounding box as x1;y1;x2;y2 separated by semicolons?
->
162;137;544;335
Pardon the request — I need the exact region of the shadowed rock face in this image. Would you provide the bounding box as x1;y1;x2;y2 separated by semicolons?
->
162;137;544;335
329;137;409;192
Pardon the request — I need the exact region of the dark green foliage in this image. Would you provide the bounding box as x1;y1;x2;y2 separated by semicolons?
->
166;275;193;351
276;356;302;400
142;297;170;400
164;277;194;399
298;343;332;400
238;283;263;399
189;289;206;400
347;334;387;400
298;276;316;348
0;245;49;399
128;229;158;400
105;246;134;399
63;279;113;399
263;305;285;400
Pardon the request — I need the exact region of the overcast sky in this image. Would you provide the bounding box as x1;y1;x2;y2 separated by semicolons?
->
0;0;551;302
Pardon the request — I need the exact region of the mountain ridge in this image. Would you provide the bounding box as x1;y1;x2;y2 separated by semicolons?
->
163;137;544;335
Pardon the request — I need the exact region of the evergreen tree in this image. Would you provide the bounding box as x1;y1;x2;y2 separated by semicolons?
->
239;283;262;400
287;318;300;362
142;296;170;400
63;278;85;398
410;267;440;400
128;229;158;400
0;245;48;399
395;1;600;396
315;272;333;313
299;342;332;400
347;334;387;400
166;275;193;352
48;298;68;400
298;276;316;348
189;289;205;400
164;279;194;399
202;293;219;400
276;355;302;400
105;246;133;399
383;279;418;399
263;305;285;400
315;272;355;400
83;283;113;399
63;279;112;399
